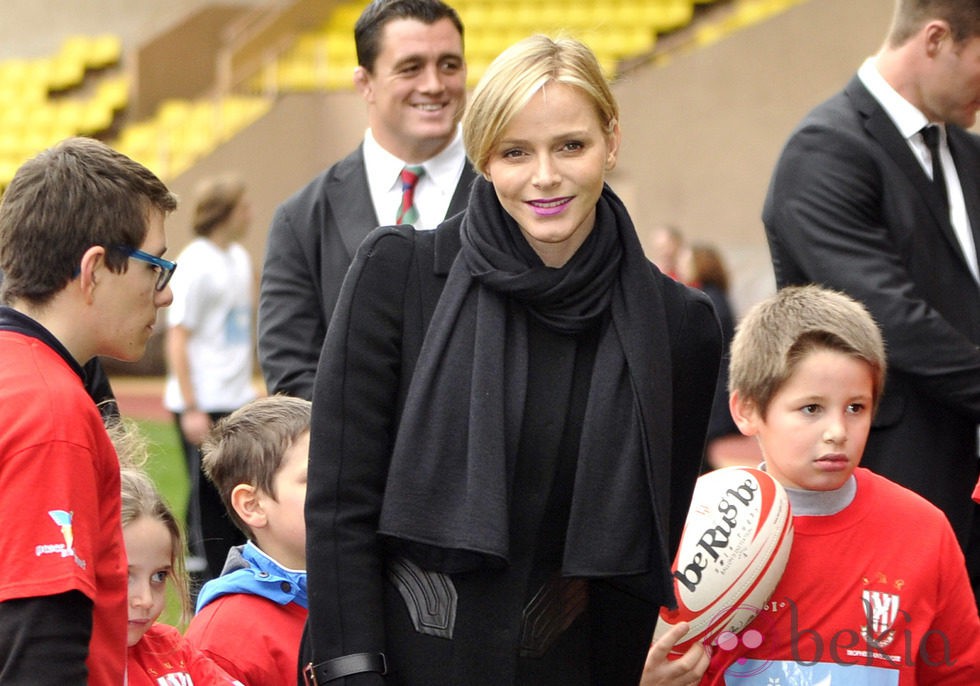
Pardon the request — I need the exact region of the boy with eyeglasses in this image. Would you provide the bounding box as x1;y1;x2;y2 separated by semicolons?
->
0;136;178;683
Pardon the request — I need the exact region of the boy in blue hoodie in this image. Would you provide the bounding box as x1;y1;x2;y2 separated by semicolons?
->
185;396;310;685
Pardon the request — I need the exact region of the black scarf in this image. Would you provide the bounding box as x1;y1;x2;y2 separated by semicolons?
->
378;178;675;599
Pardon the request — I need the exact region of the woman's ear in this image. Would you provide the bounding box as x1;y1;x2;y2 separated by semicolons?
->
729;389;760;437
231;483;266;530
604;119;621;172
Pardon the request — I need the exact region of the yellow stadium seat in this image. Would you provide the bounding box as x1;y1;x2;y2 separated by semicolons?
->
326;3;364;31
95;75;130;112
156;99;194;130
47;53;86;91
88;34;123;69
0;159;21;190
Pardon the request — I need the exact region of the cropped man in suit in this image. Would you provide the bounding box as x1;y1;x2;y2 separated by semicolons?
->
764;0;980;605
258;0;475;399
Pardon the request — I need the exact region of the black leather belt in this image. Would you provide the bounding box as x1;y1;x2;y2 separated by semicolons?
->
303;652;387;684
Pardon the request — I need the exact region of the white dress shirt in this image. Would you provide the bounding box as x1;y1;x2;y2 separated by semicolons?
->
362;126;468;231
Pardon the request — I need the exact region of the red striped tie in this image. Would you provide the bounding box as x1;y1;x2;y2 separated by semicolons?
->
396;165;425;225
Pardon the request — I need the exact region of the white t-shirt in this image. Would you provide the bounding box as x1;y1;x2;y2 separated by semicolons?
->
164;237;257;413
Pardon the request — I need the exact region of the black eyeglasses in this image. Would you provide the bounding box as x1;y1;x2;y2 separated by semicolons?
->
114;246;177;291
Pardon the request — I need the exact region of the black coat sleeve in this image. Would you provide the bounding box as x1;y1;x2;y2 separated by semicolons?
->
663;279;723;555
304;227;418;685
0;591;92;683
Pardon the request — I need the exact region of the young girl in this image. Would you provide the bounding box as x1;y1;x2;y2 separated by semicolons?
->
120;462;244;685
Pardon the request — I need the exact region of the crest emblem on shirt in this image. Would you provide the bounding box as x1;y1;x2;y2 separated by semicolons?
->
860;589;899;648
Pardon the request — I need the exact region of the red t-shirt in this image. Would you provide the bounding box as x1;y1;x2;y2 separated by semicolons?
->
127;623;244;685
0;331;128;684
186;592;307;685
703;468;980;685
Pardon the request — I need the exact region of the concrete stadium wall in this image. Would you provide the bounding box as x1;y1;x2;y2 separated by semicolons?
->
614;0;897;313
0;0;924;320
0;0;264;60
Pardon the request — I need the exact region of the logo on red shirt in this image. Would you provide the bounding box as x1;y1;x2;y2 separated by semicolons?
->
35;509;87;569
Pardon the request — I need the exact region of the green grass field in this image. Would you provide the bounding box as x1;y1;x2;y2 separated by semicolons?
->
132;418;189;626
135;418;188;522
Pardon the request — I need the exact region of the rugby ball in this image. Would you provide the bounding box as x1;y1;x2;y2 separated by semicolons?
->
653;466;793;654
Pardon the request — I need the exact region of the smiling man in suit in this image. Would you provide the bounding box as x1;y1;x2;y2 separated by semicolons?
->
764;0;980;606
258;0;475;400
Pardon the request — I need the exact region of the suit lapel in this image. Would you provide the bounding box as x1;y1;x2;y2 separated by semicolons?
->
326;145;380;257
846;77;966;265
948;127;980;272
326;149;477;258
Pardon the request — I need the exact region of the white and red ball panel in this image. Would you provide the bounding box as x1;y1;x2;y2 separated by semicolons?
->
653;466;794;654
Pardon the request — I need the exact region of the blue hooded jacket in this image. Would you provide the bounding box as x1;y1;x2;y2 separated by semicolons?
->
195;541;307;614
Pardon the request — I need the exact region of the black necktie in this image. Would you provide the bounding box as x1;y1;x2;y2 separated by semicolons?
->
921;124;948;207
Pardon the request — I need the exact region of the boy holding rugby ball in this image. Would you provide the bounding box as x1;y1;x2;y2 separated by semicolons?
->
642;286;980;685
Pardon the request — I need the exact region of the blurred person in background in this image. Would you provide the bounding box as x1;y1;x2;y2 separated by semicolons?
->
164;173;256;585
648;223;685;280
678;243;762;470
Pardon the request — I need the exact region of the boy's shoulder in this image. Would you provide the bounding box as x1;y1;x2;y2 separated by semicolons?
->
833;467;956;541
192;589;306;622
854;467;946;520
192;543;307;613
186;591;306;647
790;467;953;541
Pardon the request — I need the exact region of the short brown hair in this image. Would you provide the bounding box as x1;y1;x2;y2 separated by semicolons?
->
887;0;980;46
729;285;887;418
201;396;311;539
192;174;246;237
0;137;177;306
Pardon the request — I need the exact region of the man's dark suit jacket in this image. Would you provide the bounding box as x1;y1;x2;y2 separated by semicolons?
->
764;75;980;577
257;144;476;399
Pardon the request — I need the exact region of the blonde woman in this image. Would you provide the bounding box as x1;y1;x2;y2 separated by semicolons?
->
303;35;721;685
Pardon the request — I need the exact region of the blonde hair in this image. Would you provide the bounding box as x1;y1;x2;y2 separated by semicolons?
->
201;395;311;539
107;418;192;626
462;35;618;176
729;285;887;418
